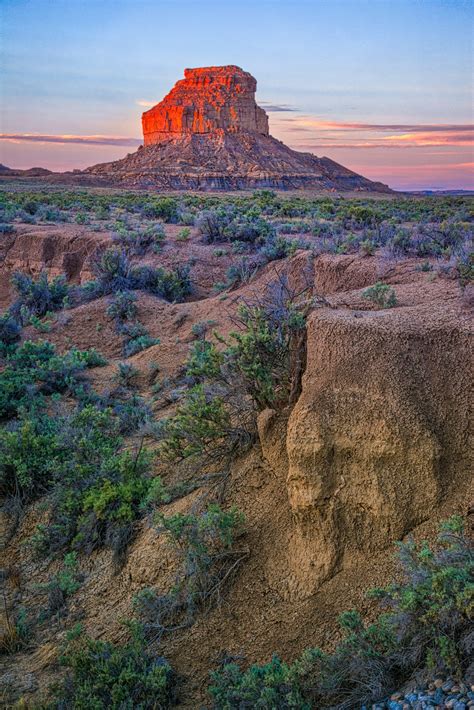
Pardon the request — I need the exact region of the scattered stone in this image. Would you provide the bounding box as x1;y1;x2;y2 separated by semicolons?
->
373;677;470;709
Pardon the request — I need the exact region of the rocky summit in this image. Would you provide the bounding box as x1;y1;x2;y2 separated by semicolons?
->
142;65;269;144
85;65;391;191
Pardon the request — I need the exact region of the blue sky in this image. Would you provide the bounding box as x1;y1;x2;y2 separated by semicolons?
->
1;0;473;189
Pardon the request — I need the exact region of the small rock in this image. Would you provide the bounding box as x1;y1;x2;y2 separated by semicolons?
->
434;679;444;689
433;688;444;704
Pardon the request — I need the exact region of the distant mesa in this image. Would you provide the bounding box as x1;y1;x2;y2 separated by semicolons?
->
84;65;390;191
0;164;53;177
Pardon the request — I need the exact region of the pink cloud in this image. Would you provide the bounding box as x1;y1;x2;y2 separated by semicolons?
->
0;134;141;147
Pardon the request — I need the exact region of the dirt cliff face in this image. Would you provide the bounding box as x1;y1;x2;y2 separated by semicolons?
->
142;65;269;145
0;225;109;308
257;255;473;600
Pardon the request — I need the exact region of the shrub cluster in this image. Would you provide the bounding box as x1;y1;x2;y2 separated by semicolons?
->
107;290;160;356
112;222;166;254
79;248;191;303
10;271;69;324
0;339;105;420
50;623;176;708
362;281;397;308
0;338;153;562
2;403;153;560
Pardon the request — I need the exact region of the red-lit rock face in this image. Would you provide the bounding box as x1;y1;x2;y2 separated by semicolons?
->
142;65;269;146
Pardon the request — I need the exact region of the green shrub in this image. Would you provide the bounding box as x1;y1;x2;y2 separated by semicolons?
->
10;271;69;322
225;281;308;410
369;515;474;675
112;224;166;254
51;623;175;708
176;227;191;241
142;197;178;222
159;384;231;463
185;339;224;380
1;401;153;559
123;334;160;357
107;290;138;324
0;341;105;420
0;313;21;348
0;413;62;501
362;281;397;308
41;552;82;615
209;655;310;710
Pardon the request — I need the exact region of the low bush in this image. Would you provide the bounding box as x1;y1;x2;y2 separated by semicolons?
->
106;292;159;356
107;290;138;325
0;313;21;348
362;281;397;308
135;504;245;636
1;401;153;560
209;655;309;709
41;552;82;615
50;623;176;708
123;333;160;357
225;278;310;409
10;271;69;323
79;249;192;303
195;207;235;243
140;196;178;222
158;384;232;464
176;227;191;241
0;340;106;420
112;223;165;254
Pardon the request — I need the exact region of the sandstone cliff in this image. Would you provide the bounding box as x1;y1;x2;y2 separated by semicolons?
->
142;65;269;144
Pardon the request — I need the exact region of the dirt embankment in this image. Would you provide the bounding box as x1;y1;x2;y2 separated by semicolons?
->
0;225;109;308
1;231;472;706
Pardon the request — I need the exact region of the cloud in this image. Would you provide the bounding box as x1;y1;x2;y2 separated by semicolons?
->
272;116;474;149
259;102;297;112
284;119;474;132
136;99;155;108
0;134;142;147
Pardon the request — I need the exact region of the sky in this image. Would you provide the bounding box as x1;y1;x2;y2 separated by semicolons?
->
1;0;473;190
